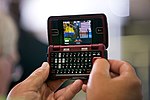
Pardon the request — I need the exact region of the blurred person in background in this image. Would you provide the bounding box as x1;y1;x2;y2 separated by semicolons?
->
2;1;48;95
0;9;19;98
8;0;48;88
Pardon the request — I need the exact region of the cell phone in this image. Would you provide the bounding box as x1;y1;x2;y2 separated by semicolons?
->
47;14;108;80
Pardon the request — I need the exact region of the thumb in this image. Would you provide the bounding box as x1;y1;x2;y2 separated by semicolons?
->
87;58;111;99
23;62;50;90
89;58;111;80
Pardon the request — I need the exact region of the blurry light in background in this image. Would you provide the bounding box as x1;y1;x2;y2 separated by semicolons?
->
108;0;129;17
20;0;109;44
20;0;129;59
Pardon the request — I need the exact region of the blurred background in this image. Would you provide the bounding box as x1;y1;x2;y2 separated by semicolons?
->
0;0;149;100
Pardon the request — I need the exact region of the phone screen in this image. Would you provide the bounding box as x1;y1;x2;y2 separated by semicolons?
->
63;20;92;45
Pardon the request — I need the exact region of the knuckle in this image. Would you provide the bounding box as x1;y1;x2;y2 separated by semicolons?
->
129;76;142;89
134;77;142;86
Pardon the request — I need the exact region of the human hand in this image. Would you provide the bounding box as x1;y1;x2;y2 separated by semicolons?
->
82;58;142;100
7;62;83;100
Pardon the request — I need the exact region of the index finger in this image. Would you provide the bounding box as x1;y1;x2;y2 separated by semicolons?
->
108;59;136;76
47;79;66;92
54;80;83;100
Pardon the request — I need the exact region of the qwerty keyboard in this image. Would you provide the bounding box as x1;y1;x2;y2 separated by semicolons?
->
50;51;101;75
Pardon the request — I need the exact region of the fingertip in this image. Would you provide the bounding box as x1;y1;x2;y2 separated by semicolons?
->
91;58;110;79
92;58;110;72
82;84;87;92
74;79;83;87
40;62;50;74
75;79;83;83
94;58;108;64
71;79;83;92
93;58;109;70
41;62;49;69
60;79;83;100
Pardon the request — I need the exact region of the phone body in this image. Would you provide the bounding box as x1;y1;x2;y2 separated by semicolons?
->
47;14;108;80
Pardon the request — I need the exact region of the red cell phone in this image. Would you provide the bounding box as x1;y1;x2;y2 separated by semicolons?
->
47;14;108;80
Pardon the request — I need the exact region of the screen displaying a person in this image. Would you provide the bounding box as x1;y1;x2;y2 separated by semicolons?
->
63;20;92;45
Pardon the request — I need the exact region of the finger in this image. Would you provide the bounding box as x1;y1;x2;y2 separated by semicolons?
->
54;79;75;92
23;62;50;90
87;58;111;94
82;84;87;92
108;60;136;76
47;92;55;100
47;79;67;92
55;79;83;100
90;58;111;79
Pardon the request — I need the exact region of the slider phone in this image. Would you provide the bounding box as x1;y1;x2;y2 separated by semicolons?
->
47;14;108;79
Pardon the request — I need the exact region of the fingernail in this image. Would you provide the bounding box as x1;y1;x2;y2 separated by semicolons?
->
41;62;49;69
92;57;101;64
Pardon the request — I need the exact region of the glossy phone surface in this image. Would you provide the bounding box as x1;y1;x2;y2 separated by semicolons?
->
47;14;108;79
